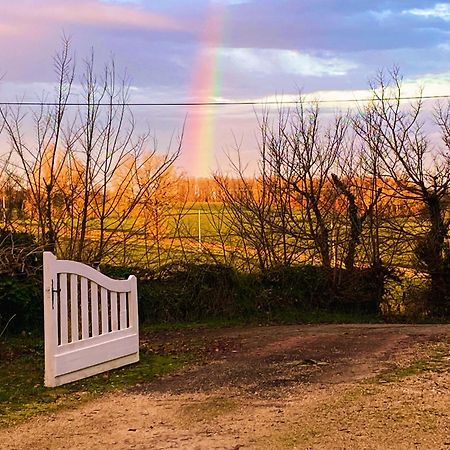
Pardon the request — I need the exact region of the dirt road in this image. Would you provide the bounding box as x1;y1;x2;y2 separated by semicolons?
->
1;324;449;449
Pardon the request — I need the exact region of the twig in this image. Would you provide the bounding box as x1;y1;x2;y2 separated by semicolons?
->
0;314;16;339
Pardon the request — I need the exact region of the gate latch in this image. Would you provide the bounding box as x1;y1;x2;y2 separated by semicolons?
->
51;280;60;309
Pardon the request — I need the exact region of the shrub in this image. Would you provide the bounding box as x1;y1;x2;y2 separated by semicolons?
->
0;273;43;334
137;262;243;323
2;259;388;334
257;265;332;311
0;232;42;335
330;266;390;314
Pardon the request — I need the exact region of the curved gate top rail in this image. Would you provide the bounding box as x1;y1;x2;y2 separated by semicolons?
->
43;252;139;387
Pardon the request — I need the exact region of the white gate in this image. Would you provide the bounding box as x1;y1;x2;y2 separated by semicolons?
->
43;252;139;387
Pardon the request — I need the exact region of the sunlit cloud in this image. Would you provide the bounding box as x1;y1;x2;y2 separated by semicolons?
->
403;3;450;21
214;72;450;109
404;72;450;96
0;0;188;32
217;48;357;77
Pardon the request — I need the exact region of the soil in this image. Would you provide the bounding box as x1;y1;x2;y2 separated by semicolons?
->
1;323;449;449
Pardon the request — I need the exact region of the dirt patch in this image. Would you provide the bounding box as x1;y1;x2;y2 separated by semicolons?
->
138;324;448;395
1;324;449;449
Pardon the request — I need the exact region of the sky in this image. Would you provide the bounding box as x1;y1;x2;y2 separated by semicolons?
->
0;0;450;176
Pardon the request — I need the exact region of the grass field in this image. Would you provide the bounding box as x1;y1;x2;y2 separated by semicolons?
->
10;199;425;271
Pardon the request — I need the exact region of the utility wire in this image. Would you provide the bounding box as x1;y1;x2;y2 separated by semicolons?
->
0;94;449;107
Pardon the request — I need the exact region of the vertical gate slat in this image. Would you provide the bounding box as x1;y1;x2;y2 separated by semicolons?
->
54;275;59;346
101;287;108;334
111;292;118;331
70;274;79;342
59;274;68;345
119;292;127;330
81;277;89;339
91;282;99;337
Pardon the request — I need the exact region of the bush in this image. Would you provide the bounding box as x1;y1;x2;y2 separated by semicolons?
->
0;230;41;275
137;262;243;323
330;266;390;314
0;273;43;335
257;265;331;311
135;263;385;324
257;265;386;315
2;259;388;334
0;232;42;335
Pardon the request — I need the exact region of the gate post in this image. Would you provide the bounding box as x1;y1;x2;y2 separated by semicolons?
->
43;252;58;387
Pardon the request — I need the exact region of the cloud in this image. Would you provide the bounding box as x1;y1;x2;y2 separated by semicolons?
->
213;0;250;4
217;48;357;77
69;2;185;30
0;24;19;37
1;0;450;105
214;71;450;109
0;0;188;32
404;3;450;20
100;0;142;3
370;9;394;21
0;0;194;84
218;0;448;53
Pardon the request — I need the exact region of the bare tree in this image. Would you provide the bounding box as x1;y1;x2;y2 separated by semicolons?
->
0;38;74;252
258;101;348;269
328;132;386;273
0;39;181;266
214;101;350;274
215;168;289;272
355;69;450;315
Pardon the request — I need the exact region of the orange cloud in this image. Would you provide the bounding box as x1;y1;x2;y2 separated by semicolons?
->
47;1;187;31
0;0;188;33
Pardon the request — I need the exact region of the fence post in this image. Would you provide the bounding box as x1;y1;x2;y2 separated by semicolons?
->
198;209;202;250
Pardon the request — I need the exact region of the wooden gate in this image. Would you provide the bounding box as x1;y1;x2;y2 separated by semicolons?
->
43;252;139;387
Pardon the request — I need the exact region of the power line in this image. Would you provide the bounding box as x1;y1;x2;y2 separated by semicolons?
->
0;94;449;107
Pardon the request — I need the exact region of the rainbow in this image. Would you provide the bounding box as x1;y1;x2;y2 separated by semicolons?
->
184;3;225;178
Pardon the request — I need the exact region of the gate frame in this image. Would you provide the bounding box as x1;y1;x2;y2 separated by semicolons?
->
43;252;139;387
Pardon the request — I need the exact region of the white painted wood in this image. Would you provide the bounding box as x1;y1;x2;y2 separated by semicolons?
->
55;333;139;376
43;252;139;387
59;273;68;345
91;282;99;337
128;275;139;351
44;252;57;387
70;274;79;343
81;277;89;339
119;292;127;330
54;327;135;353
101;287;108;334
53;259;136;291
52;353;139;386
111;291;118;332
